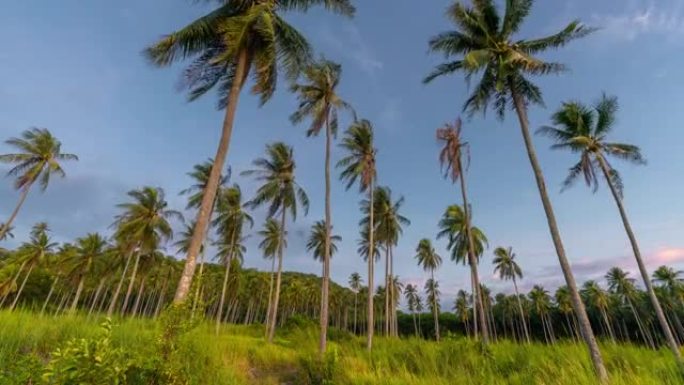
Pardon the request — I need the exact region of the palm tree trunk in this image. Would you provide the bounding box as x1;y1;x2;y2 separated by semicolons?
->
132;276;146;317
319;114;333;356
0;185;31;241
155;278;169;319
41;277;59;315
366;180;375;351
600;308;615;343
510;87;607;382
1;260;27;308
384;241;390;336
88;279;105;317
70;276;85;313
456;158;488;343
265;257;276;335
10;264;34;311
121;252;142;315
596;154;682;362
513;278;531;343
628;300;651;348
192;251;206;317
432;271;440;342
174;48;250;304
267;209;287;342
108;250;134;317
216;239;236;335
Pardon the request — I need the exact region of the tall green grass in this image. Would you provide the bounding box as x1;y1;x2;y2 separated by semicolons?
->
0;310;680;384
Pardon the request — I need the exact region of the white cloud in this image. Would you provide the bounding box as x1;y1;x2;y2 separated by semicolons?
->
320;24;383;78
593;3;684;41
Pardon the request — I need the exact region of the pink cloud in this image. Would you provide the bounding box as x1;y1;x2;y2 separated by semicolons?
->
651;248;684;264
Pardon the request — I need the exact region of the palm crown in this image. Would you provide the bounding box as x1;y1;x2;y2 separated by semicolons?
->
415;239;442;273
258;218;286;260
306;221;341;262
424;0;594;117
180;159;230;210
436;118;469;183
337;119;376;192
537;94;645;195
437;205;487;264
493;246;522;281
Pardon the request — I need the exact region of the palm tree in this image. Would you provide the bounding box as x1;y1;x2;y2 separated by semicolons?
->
538;94;681;362
493;247;530;343
653;266;684;307
404;283;420;337
146;0;354;306
605;267;651;347
424;278;441;340
306;221;341;263
348;273;362;334
581;280;615;343
109;187;181;316
555;286;579;341
0;223;14;242
243;142;309;342
174;220;207;314
454;290;471;337
66;233;108;313
291;58;353;354
529;285;555;344
423;1;606;379
338;119;377;350
0;128;78;240
436;117;489;343
437;204;487;337
213;184;253;335
180;159;230;211
10;223;57;310
415;239;442;341
258;218;284;334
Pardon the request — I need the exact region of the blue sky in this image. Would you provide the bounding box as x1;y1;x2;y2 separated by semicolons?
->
2;0;684;306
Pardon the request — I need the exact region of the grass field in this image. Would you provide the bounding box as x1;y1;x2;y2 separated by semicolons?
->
0;311;681;385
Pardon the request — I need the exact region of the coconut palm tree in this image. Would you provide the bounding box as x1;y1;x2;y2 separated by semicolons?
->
306;221;341;263
538;94;681;362
174;220;208;313
0;128;78;240
529;285;555;344
213;184;253;334
0;223;14;242
654;266;684;307
424;278;441;341
423;0;605;379
180;159;230;211
145;0;354;305
404;283;420;337
581;280;615;343
348;272;362;334
65;233;108;313
109;187;181;316
290;58;353;354
9;223;57;310
338;119;377;350
415;239;442;341
493;247;530;343
243;142;309;342
555;286;579;341
454;290;472;337
436;117;489;343
258;218;284;333
605;267;652;347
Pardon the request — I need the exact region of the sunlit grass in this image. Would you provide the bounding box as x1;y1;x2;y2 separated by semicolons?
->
0;310;681;384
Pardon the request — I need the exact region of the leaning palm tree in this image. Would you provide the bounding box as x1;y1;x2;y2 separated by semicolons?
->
415;239;442;341
291;58;353;354
66;233;108;313
436;117;489;343
437;204;487;337
605;267;651;347
146;0;354;305
243;142;309;342
348;273;363;334
423;1;606;380
213;184;253;334
538;94;681;362
493;246;530;343
9;223;57;310
0;128;78;240
338;119;377;350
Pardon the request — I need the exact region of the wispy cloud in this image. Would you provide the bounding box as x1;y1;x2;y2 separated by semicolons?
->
593;2;684;41
319;24;383;78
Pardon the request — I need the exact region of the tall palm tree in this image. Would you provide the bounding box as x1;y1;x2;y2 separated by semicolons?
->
306;221;341;263
243;142;309;342
66;233;108;313
180;159;230;211
348;272;362;334
146;0;354;305
555;286;579;341
436;117;488;343
493;246;530;343
605;267;651;347
258;218;285;334
415;239;442;341
213;184;253;335
437;204;487;337
174;220;208;314
291;58;353;354
581;280;615;343
423;1;606;379
529;285;555;344
454;290;471;337
538;94;681;362
0;128;78;240
654;266;684;307
338;119;377;350
109;187;181;316
404;283;420;337
9;223;57;310
424;278;441;341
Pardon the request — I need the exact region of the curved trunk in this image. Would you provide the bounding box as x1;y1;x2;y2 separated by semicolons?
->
319;114;333;355
216;230;237;335
70;276;85;313
511;87;607;382
0;185;31;241
42;277;59;315
456;158;488;343
121;252;141;315
10;264;34;311
267;209;287;342
596;154;682;362
174;49;249;304
366;180;375;351
108;250;133;317
512;278;531;343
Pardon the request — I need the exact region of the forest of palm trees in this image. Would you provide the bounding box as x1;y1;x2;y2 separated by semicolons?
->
1;0;683;383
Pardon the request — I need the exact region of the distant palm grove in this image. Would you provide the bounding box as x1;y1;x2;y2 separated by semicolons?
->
1;0;684;383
